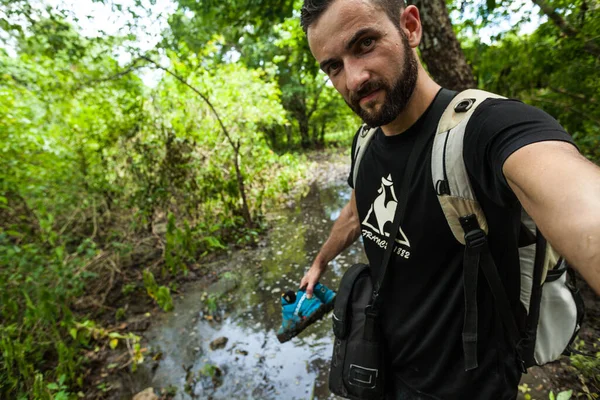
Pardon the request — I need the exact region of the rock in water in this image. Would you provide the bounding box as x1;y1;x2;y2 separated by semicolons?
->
210;336;228;350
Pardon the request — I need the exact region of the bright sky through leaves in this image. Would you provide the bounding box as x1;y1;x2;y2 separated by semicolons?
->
33;0;544;86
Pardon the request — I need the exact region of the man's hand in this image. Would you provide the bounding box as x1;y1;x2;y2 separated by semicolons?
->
300;260;327;299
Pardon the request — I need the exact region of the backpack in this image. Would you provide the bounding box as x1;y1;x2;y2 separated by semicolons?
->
351;89;585;371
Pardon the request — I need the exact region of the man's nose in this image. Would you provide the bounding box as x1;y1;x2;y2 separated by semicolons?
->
345;59;370;93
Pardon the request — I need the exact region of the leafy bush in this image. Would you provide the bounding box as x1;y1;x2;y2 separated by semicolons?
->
0;15;308;397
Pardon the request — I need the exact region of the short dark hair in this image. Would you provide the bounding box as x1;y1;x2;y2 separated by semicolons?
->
300;0;406;33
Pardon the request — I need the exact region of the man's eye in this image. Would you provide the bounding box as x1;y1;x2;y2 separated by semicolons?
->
329;62;342;73
361;38;374;48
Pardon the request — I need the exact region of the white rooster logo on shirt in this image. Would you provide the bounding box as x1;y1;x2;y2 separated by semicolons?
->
362;174;410;247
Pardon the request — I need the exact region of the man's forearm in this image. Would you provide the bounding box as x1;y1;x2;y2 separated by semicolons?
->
314;198;361;269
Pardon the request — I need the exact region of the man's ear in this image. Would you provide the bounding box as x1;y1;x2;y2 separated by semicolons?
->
401;5;422;48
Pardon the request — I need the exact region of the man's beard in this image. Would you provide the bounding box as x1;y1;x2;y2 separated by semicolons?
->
346;34;419;128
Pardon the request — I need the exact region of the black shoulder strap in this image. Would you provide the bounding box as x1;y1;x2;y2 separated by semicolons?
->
460;214;523;371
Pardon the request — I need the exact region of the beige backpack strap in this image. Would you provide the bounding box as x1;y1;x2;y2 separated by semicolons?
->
431;89;506;244
352;125;377;188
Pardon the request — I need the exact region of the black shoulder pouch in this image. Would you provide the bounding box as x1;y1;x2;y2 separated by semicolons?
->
329;263;386;400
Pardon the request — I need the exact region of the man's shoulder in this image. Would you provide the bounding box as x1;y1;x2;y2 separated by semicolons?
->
468;97;527;129
466;96;565;132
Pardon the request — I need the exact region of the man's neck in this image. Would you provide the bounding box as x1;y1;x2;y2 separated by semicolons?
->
380;70;441;136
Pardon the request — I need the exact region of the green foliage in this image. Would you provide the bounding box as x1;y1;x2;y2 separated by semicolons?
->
461;0;600;162
142;270;174;312
46;374;71;400
570;338;600;394
200;363;220;378
164;213;192;276
121;284;137;295
115;307;126;321
166;2;358;150
206;294;219;315
166;0;295;49
0;1;317;397
0;1;308;390
0;233;90;396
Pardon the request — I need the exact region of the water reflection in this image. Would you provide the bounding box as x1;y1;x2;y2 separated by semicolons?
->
133;182;366;399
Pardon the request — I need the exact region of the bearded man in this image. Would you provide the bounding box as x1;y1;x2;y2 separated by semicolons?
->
298;0;600;399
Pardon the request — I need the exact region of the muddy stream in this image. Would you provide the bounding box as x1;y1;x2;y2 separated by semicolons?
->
128;179;552;400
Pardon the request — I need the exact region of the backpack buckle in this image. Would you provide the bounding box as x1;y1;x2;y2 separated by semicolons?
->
455;98;476;113
460;214;487;249
464;228;486;249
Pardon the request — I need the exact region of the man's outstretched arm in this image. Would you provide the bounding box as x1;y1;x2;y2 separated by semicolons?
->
504;141;600;294
300;190;361;298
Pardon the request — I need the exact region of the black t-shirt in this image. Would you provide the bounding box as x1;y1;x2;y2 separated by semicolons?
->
347;95;576;399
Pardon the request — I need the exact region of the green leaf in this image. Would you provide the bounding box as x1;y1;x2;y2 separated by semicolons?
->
55;246;64;260
556;390;573;400
54;392;69;400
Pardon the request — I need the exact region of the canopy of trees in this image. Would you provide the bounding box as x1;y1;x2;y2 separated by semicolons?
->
1;0;598;397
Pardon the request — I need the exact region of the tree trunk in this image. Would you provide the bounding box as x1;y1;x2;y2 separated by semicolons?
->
413;0;476;91
298;115;310;149
285;124;292;147
319;122;326;148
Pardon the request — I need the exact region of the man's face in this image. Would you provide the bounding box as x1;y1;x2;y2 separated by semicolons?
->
307;0;418;127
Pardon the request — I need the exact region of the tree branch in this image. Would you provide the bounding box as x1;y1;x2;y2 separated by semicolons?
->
139;55;236;150
72;58;144;92
549;86;597;104
531;0;600;57
531;0;578;36
90;64;141;84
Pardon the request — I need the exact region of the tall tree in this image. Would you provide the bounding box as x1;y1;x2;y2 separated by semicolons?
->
414;0;477;90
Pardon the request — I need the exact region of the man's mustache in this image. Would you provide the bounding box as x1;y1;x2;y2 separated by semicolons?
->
350;81;385;105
